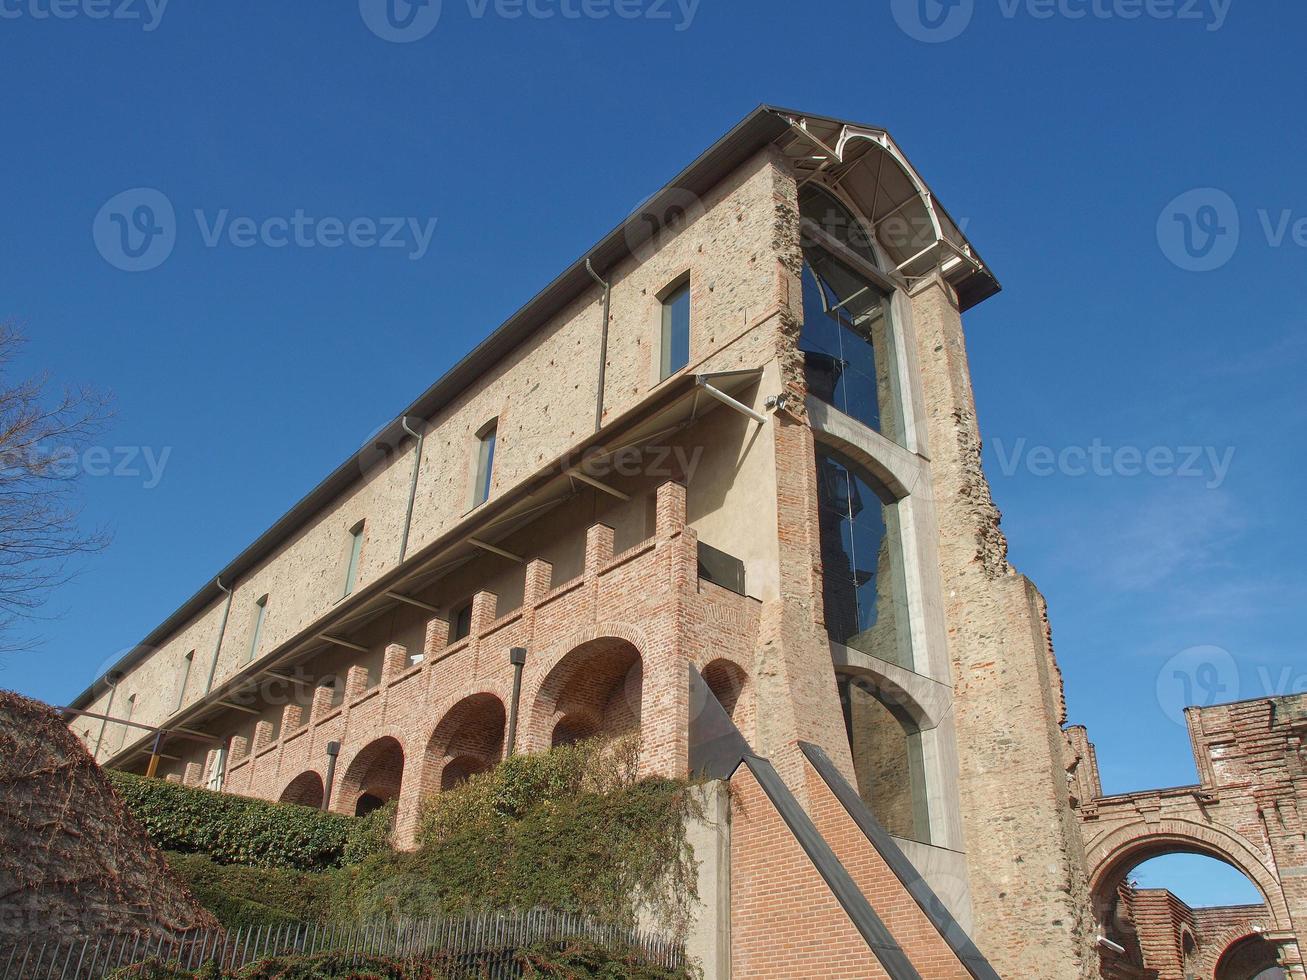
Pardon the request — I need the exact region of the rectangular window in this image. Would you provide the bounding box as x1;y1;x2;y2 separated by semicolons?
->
172;651;194;713
451;601;473;642
343;521;365;597
660;279;691;380
474;424;497;506
246;595;268;664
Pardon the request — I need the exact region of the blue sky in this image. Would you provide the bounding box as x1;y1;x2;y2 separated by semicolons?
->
2;0;1302;907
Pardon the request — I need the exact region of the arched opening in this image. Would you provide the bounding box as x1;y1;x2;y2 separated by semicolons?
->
425;693;507;794
279;770;324;809
1095;849;1275;980
338;736;404;816
815;449;913;670
702;659;747;720
836;672;928;843
1215;935;1285;980
533;637;643;751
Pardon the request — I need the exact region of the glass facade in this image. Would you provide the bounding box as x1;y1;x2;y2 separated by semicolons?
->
815;449;912;670
838;675;930;843
798;185;905;445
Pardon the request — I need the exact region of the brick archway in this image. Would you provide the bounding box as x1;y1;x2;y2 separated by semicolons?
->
1213;931;1285;979
1085;818;1289;931
278;769;325;809
336;735;405;816
526;635;643;752
423;692;507;793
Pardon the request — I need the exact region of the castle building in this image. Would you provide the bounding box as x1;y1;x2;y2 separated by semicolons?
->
64;107;1304;979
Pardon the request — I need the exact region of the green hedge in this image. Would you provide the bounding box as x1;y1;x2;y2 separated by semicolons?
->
108;771;388;871
162;852;336;928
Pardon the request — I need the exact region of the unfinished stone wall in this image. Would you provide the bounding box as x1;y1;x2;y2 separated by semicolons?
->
0;691;216;945
909;274;1098;978
1077;693;1307;978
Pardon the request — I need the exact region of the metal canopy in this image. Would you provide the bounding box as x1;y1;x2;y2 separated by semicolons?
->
776;113;999;310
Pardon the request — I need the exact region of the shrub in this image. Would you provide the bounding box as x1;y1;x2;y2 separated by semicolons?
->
342;737;700;937
109;772;356;871
163;853;335;928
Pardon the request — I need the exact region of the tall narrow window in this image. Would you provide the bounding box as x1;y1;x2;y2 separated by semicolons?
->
660;278;691;380
474;423;497;506
173;651;194;713
838;675;930;843
246;595;269;664
798;185;905;445
815;449;912;670
343;521;365;597
450;601;473;642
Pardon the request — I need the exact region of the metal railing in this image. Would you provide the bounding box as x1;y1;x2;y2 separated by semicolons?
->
0;909;684;979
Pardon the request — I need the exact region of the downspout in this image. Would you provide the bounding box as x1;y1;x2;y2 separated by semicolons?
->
585;258;611;433
92;674;119;759
398;416;425;562
322;740;341;812
204;576;235;695
506;647;527;755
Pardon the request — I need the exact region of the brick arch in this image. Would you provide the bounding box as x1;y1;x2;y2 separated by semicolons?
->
422;691;508;794
278;769;325;809
524;634;644;754
1199;924;1279;979
336;734;406;816
1085;818;1289;930
701;657;747;717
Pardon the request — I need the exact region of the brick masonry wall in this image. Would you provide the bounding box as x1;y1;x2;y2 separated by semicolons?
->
1078;693;1307;977
728;763;892;980
799;758;972;979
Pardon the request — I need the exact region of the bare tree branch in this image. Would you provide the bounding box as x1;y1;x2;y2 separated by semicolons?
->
0;323;113;648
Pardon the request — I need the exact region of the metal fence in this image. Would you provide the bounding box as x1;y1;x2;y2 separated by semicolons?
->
0;909;684;979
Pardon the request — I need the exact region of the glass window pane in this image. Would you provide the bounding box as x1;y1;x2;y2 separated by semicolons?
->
800;250;902;445
476;426;496;506
661;281;691;379
839;677;930;842
799;185;880;269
